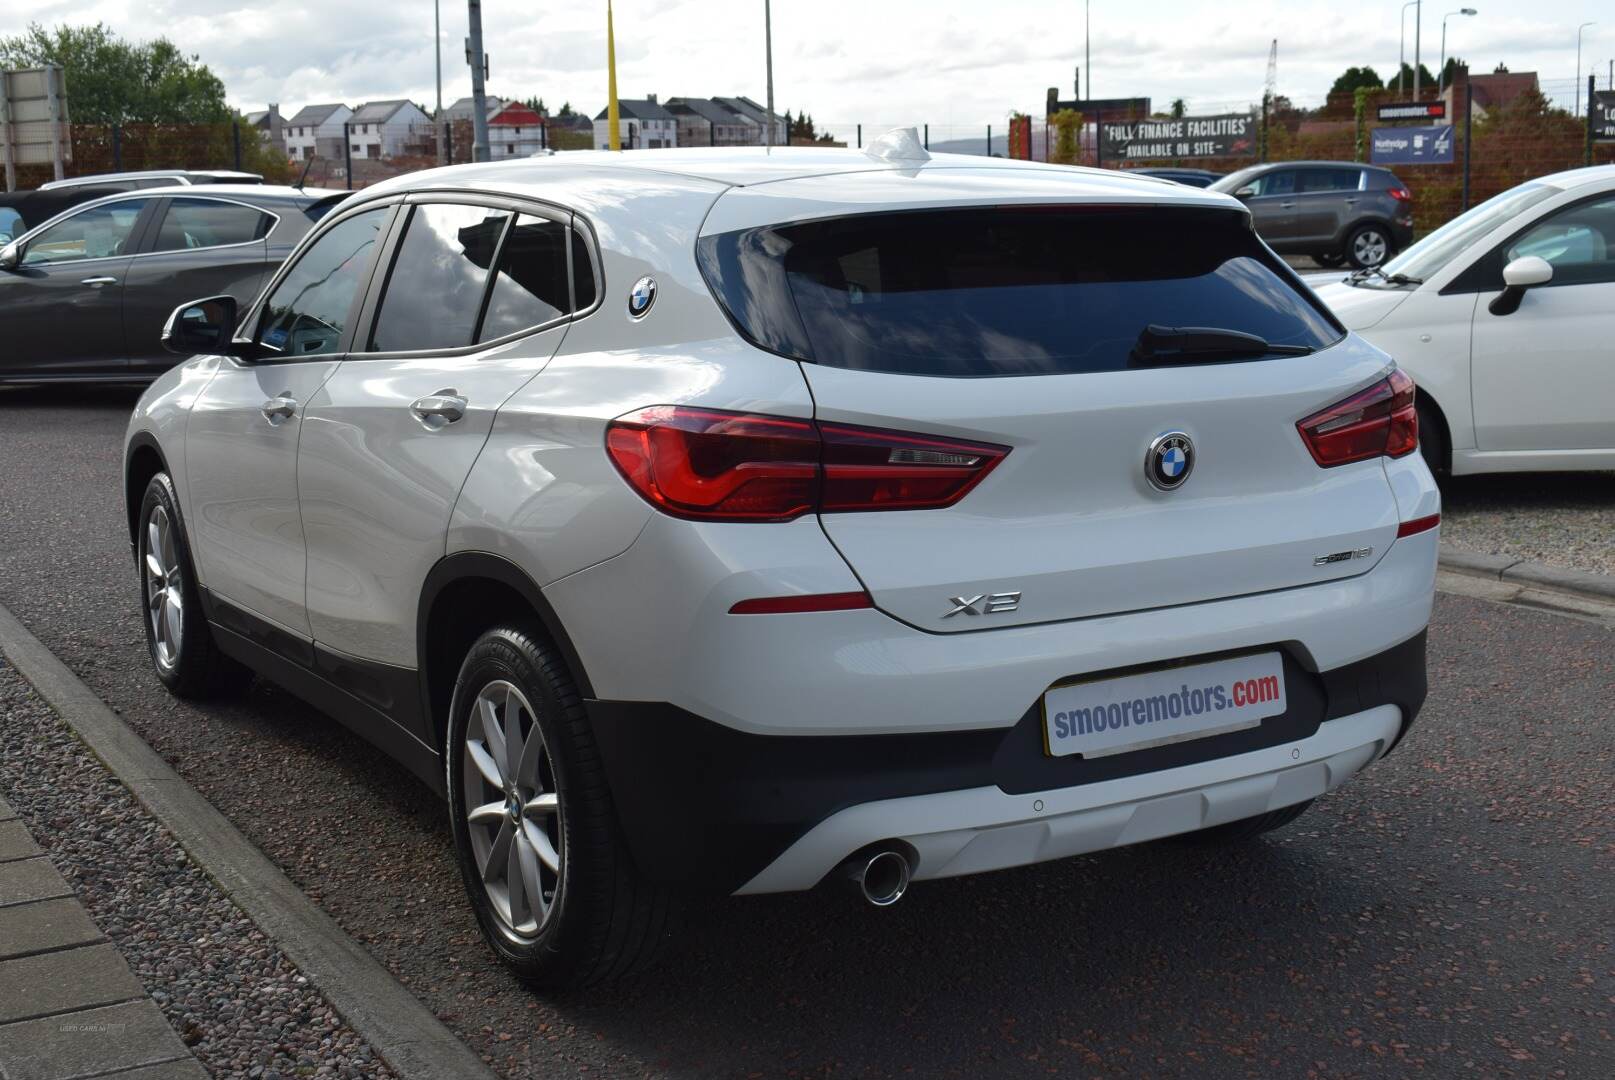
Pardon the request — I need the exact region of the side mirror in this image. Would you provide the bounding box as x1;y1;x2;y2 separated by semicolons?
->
161;295;241;356
1233;186;1256;200
1489;255;1553;316
0;241;19;271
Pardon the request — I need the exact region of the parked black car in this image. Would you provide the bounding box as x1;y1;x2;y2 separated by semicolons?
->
1208;161;1414;269
0;185;347;383
1129;167;1224;188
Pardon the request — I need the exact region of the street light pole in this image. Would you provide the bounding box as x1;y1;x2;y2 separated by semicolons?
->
764;0;775;148
1413;0;1423;98
467;0;490;162
1575;23;1596;116
1439;9;1477;99
434;0;444;165
1085;0;1091;101
1399;0;1418;95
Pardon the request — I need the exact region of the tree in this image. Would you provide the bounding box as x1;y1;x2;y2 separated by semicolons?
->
1048;108;1082;165
0;22;228;124
1391;61;1438;92
1330;66;1383;95
1440;57;1462;86
1169;97;1187;119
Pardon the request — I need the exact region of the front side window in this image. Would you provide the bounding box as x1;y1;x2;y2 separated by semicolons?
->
256;206;388;357
20;199;149;265
1256;170;1297;197
1503;193;1615;286
150;197;273;253
0;208;23;244
369;203;510;352
698;206;1342;377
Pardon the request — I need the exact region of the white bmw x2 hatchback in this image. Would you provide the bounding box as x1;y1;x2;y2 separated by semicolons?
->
125;133;1439;987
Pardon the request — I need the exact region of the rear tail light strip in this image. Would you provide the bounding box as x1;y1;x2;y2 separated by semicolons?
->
605;406;1009;523
1396;513;1440;538
1296;369;1418;468
728;591;874;615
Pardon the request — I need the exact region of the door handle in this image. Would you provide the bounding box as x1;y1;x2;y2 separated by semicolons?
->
409;389;467;429
80;276;118;286
261;392;297;424
1279;201;1296;209
1343;197;1359;206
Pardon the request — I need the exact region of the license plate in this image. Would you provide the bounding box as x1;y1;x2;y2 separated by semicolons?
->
1043;652;1287;759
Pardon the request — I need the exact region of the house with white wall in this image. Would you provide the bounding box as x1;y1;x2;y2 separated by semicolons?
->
488;102;547;158
592;95;679;149
348;99;433;159
284;103;352;161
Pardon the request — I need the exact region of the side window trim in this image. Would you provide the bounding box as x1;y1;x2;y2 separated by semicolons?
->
342;193;598;362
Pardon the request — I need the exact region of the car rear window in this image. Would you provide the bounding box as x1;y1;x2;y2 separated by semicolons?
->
697;205;1343;377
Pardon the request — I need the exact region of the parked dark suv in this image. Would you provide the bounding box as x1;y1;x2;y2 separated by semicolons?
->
1209;162;1413;269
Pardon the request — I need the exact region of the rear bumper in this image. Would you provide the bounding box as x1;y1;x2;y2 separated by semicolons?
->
586;630;1427;895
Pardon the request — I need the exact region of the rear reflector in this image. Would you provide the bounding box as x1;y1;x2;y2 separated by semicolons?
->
1396;513;1440;538
1296;369;1418;467
729;591;874;614
606;406;1008;522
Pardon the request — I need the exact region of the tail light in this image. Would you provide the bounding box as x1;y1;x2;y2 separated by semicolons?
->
1296;369;1418;468
1388;185;1412;202
605;406;1008;522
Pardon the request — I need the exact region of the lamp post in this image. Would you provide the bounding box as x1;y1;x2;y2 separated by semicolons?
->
1438;8;1477;99
1413;0;1423;98
1575;23;1597;116
764;0;775;148
1399;0;1419;95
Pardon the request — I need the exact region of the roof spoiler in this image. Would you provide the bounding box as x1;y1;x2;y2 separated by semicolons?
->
305;191;355;219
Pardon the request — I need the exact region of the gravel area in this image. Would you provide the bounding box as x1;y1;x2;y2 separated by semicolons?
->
0;660;397;1080
1441;472;1615;576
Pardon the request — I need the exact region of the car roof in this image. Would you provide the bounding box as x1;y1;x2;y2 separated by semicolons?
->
109;183;347;206
37;169;264;190
1533;163;1615;190
353;145;1228;202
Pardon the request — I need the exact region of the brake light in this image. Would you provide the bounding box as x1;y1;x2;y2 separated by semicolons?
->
1396;513;1440;538
1296;369;1418;467
1388;185;1412;202
605;406;1008;521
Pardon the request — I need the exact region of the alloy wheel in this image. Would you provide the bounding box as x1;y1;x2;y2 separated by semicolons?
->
462;680;564;940
1353;229;1389;267
143;505;184;671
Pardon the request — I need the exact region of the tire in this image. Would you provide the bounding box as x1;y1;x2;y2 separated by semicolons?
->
1416;398;1446;477
1346;223;1393;269
1174;799;1314;846
1315;252;1345;268
445;624;675;989
137;473;253;699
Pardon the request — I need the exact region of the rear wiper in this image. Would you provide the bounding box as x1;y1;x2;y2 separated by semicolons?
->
1347;265;1422;287
1130;324;1314;365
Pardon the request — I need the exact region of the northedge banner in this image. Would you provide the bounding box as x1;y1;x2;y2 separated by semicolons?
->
1099;114;1254;161
1371;124;1454;164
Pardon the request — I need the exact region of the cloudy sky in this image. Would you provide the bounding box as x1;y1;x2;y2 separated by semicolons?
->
6;0;1612;137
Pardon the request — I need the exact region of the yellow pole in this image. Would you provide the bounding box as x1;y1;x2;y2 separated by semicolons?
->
606;0;621;150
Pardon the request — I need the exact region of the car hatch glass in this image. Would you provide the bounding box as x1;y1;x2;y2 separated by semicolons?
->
150;197;272;253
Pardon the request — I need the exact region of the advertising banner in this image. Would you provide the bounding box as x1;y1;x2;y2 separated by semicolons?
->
1593;91;1615;143
1099;113;1254;161
1371;124;1454;164
1377;101;1446;122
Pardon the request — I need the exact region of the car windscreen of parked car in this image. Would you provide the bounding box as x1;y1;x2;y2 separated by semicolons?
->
1377;182;1560;285
698;206;1343;377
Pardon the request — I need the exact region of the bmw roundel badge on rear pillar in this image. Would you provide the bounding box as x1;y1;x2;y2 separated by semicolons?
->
628;275;657;319
1146;431;1195;491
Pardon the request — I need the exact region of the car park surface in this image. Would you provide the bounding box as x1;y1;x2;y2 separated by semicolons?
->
3;385;1612;1077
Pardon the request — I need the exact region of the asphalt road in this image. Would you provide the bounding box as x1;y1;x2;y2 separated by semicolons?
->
1;383;1611;1079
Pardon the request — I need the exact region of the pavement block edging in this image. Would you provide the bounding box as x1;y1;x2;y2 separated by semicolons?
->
0;600;498;1080
1438;543;1615;604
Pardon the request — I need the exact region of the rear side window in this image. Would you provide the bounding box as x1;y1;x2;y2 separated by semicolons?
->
478;214;569;342
1297;168;1360;193
370;203;509;352
697;206;1344;377
150;197;273;252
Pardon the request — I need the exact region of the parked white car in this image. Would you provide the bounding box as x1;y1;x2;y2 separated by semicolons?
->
124;137;1438;987
1314;165;1615;476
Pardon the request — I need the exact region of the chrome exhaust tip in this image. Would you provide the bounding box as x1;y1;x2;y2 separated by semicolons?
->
843;847;912;907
